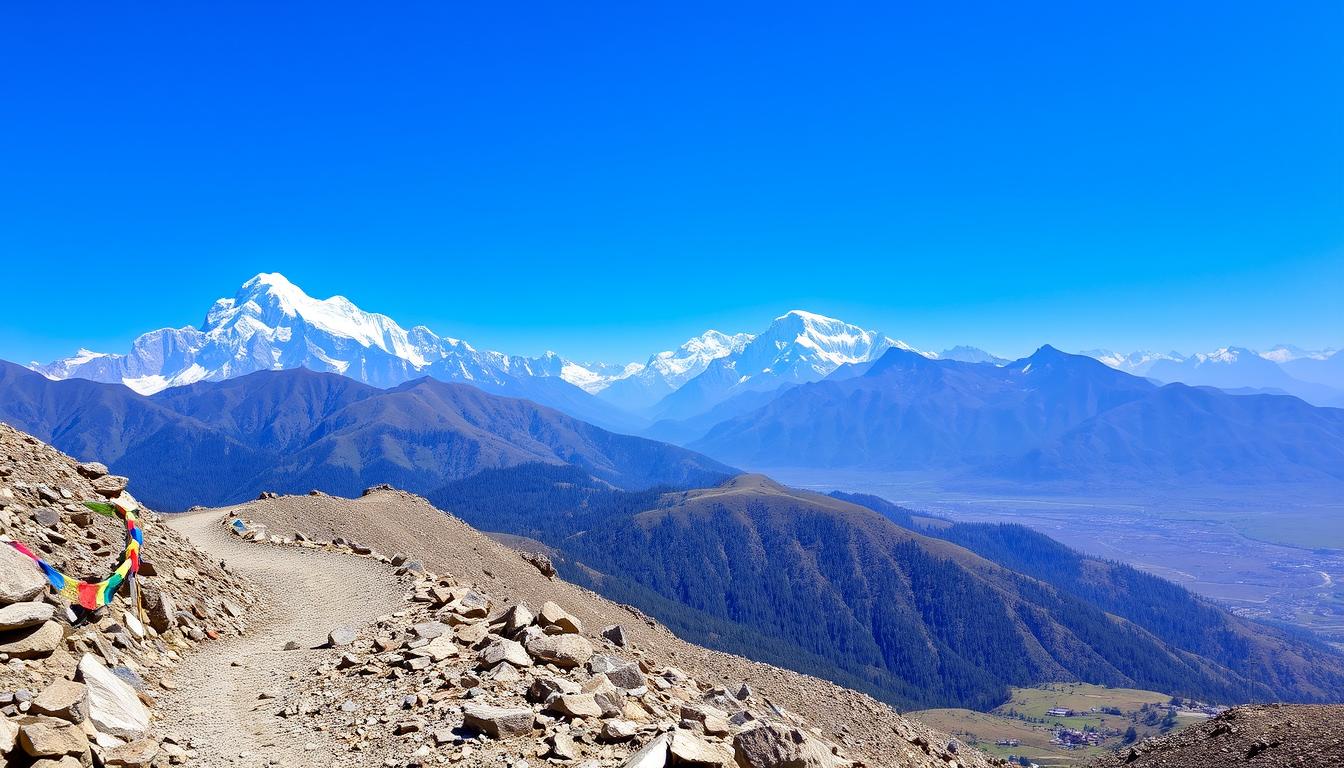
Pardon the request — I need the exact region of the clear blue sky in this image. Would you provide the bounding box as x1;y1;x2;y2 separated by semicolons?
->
2;2;1340;364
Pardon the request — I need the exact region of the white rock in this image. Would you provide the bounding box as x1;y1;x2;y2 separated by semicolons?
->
0;716;17;753
77;653;150;739
621;733;670;768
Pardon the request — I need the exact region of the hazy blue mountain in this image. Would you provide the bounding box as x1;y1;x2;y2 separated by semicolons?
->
0;361;732;509
938;345;1008;365
1284;349;1344;391
1145;346;1342;406
689;346;1344;486
641;384;796;444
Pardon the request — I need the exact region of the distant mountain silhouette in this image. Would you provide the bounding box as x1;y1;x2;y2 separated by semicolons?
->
690;346;1344;485
0;361;732;509
1145;346;1342;406
1284;349;1344;392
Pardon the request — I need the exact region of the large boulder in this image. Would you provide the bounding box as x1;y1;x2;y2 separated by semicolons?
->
411;620;449;640
327;627;357;647
413;635;458;662
0;620;63;658
137;581;176;633
545;693;604;719
538;601;583;634
31;680;88;723
450;591;491;619
478;638;531;669
525;633;594;669
462;703;534;739
0;716;17;754
18;717;88;759
732;724;850;768
0;601;56;631
583;674;625;717
670;729;732;766
103;738;161;767
91;475;129;497
528;676;582;703
77;653;150;739
590;654;646;690
0;545;46;604
499;603;534;635
602;623;629;647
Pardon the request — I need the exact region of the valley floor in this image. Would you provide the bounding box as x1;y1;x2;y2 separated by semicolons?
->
766;469;1344;645
915;683;1210;767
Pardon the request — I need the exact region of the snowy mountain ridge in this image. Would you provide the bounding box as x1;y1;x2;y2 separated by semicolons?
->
643;310;928;422
30;272;1341;418
33;273;601;397
1082;345;1344;407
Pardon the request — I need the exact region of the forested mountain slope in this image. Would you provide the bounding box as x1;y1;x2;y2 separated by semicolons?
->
835;491;1344;705
430;465;1344;710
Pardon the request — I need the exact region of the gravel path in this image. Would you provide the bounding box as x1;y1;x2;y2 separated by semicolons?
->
158;510;403;767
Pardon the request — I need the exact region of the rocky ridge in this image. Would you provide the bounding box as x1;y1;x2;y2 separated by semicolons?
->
1089;704;1344;767
224;506;1000;768
0;423;258;767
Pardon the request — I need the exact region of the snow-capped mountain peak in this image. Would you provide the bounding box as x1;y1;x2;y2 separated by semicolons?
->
647;330;755;384
1260;344;1338;363
937;346;1008;365
31;273;603;399
642;310;926;421
202;273;432;367
1194;347;1235;364
1081;349;1185;375
756;310;927;370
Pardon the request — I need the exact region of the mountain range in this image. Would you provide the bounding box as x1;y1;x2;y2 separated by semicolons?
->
0;360;730;510
429;465;1344;710
10;272;1344;718
1084;345;1344;406
31;274;923;430
690;345;1344;486
24;272;1344;488
33;273;1343;435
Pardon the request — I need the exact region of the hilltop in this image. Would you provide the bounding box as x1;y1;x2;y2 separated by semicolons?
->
1090;704;1344;768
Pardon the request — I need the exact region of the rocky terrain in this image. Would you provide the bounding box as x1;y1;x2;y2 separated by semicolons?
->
223;489;1001;767
0;423;259;766
1090;704;1344;767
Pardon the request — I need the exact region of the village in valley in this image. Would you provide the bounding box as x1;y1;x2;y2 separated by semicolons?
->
916;683;1228;767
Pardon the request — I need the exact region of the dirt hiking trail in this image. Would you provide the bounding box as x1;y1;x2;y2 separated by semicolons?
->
159;509;402;767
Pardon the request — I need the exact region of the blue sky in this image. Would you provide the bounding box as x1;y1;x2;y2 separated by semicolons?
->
2;2;1340;364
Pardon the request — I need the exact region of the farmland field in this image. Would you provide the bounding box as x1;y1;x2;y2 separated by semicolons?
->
914;683;1205;766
